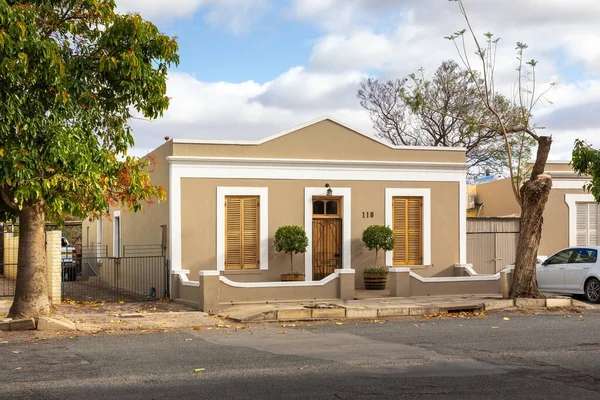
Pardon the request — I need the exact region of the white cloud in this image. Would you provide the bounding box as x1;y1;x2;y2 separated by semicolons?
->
127;0;600;161
116;0;270;33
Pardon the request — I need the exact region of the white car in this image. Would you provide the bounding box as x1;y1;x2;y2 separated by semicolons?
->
537;246;600;303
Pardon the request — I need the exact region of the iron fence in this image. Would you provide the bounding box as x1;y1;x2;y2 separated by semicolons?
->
62;256;168;302
0;232;17;297
122;244;164;257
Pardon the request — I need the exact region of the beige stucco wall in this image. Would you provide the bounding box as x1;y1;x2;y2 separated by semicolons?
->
173;119;465;164
473;175;592;257
82;141;172;257
180;178;461;288
475;179;521;217
219;279;340;303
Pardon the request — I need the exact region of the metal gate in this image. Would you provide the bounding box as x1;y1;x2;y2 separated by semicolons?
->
62;245;169;302
0;226;17;297
467;217;520;274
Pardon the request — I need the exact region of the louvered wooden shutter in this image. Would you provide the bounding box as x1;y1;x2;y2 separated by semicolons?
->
577;203;599;246
242;197;259;269
225;196;259;270
392;197;423;266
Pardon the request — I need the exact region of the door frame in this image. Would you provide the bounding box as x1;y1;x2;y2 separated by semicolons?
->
312;197;343;280
304;187;352;281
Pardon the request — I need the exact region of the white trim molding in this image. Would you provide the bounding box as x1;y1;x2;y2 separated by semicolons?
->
112;211;121;257
385;188;432;267
219;269;352;288
565;193;597;246
304;187;352;281
216;187;269;272
409;271;500;282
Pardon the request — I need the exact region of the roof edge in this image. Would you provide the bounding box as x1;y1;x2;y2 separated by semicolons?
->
171;116;467;152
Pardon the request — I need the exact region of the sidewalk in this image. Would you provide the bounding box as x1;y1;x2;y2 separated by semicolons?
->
218;294;578;323
0;293;583;333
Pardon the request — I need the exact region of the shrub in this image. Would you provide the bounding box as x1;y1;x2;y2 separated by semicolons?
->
363;266;389;276
362;225;394;266
274;225;309;274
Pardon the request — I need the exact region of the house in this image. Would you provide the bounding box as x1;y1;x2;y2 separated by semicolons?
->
82;117;481;306
473;161;598;258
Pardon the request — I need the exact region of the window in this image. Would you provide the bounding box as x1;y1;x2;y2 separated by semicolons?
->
576;203;599;246
312;198;340;217
570;248;598;264
225;196;259;270
392;197;422;265
546;249;573;265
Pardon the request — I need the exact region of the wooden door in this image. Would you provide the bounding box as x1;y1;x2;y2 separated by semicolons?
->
312;219;342;280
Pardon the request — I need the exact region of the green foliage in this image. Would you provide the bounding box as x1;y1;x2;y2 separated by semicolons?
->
274;225;309;274
274;225;309;254
0;0;179;222
363;266;388;276
362;225;394;266
572;140;600;202
362;225;394;253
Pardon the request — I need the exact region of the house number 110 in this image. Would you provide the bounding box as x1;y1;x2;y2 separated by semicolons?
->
362;212;374;218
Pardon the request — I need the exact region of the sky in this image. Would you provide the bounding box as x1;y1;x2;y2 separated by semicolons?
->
115;0;600;160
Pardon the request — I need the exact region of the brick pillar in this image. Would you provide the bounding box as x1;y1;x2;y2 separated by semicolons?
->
388;267;411;297
45;231;62;305
336;269;355;300
199;271;220;313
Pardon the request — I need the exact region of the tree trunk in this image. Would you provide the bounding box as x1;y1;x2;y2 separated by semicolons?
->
509;136;552;298
290;252;294;274
8;202;50;319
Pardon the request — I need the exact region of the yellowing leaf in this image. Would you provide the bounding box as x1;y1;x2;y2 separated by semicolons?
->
278;330;287;334
491;326;499;329
15;367;22;371
0;148;4;157
193;326;202;331
335;322;344;325
194;368;205;372
503;317;510;321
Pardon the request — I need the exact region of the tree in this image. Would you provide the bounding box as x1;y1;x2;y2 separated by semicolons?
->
572;140;600;202
0;1;179;318
357;60;535;181
361;225;394;266
274;225;309;275
443;0;554;298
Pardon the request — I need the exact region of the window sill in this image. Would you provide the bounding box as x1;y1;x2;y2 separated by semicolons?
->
223;269;263;275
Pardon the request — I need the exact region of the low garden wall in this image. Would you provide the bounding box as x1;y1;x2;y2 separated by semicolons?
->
172;269;355;313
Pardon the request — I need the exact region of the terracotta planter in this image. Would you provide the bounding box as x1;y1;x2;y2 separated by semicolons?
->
364;273;387;290
281;274;306;282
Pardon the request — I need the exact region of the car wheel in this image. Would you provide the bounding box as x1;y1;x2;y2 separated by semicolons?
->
585;278;600;304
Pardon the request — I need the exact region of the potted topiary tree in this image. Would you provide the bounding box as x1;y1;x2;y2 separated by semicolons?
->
362;225;394;290
274;225;309;281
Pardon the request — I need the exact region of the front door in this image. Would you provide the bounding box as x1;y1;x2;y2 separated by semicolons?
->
312;197;342;280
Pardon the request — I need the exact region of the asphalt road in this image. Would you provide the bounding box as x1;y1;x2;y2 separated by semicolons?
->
2;310;600;399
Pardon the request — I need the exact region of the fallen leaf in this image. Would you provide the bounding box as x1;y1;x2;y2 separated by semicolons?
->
15;367;22;371
194;368;205;372
503;317;510;321
278;330;287;334
280;324;296;327
12;351;19;354
491;326;499;329
193;326;202;331
335;322;344;325
299;365;308;370
185;338;193;341
1;341;8;344
119;301;125;304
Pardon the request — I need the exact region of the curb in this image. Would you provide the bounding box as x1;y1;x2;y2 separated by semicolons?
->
225;298;577;323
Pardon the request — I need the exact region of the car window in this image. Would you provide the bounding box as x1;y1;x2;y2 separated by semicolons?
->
573;249;597;263
546;249;573;265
